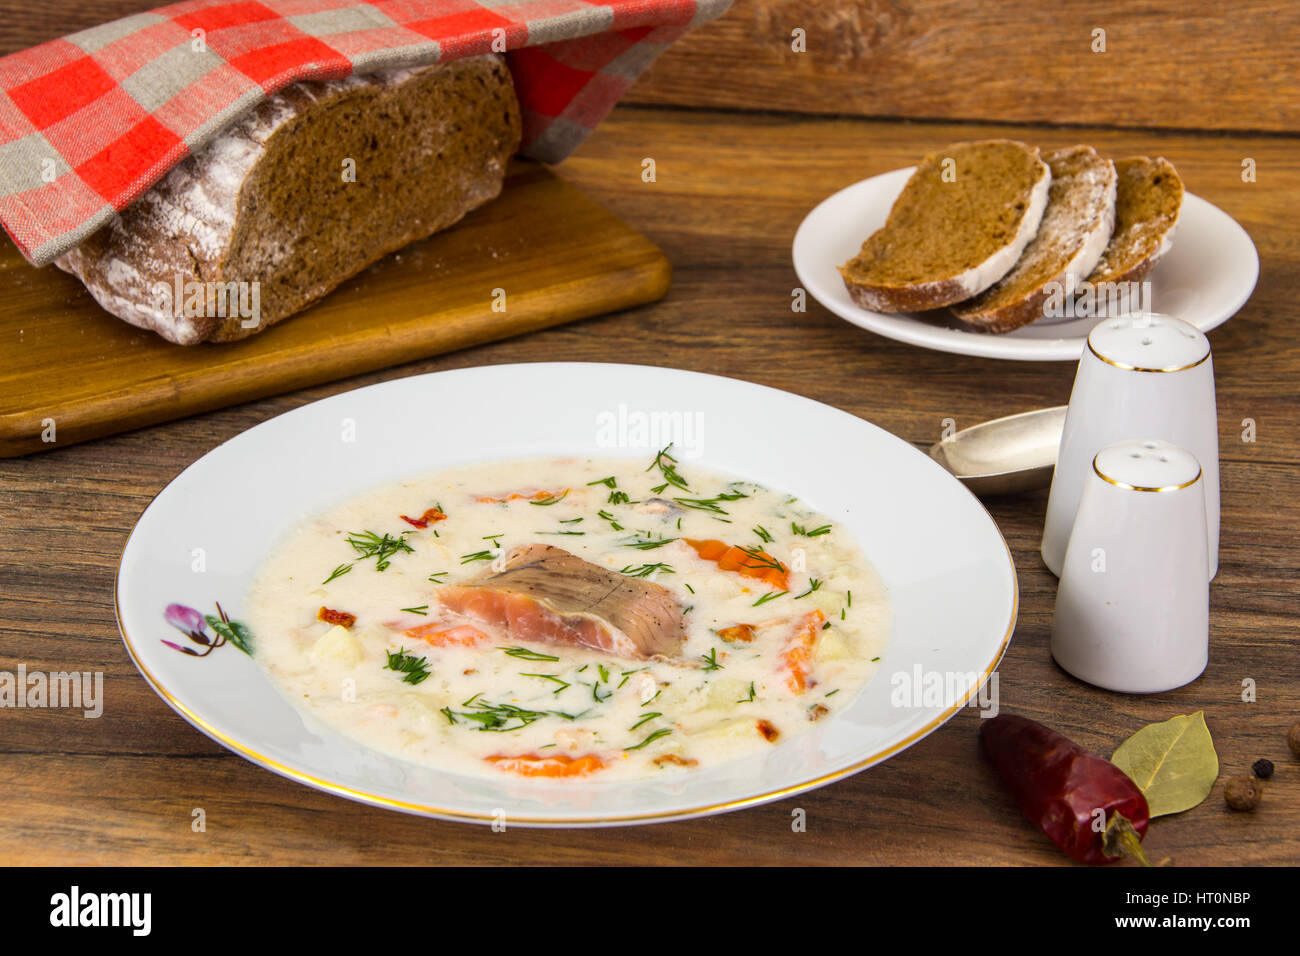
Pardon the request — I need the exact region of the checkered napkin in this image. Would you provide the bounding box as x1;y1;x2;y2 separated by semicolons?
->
0;0;730;266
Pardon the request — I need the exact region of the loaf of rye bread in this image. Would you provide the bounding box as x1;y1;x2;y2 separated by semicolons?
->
56;55;520;345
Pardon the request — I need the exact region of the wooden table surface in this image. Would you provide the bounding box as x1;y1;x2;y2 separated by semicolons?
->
2;102;1297;865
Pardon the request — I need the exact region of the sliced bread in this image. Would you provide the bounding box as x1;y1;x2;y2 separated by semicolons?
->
951;145;1117;332
838;140;1051;312
1086;156;1183;288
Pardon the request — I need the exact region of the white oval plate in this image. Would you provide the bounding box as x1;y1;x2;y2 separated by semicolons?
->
116;363;1017;826
793;168;1260;361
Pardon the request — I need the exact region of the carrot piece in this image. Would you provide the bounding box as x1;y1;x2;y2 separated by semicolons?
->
318;607;356;628
476;489;567;504
779;609;826;694
403;622;490;647
685;538;789;590
486;753;608;777
688;538;729;561
718;624;757;643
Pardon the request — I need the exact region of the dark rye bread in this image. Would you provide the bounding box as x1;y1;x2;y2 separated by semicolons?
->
951;145;1117;333
1086;156;1183;287
838;140;1051;312
57;56;520;345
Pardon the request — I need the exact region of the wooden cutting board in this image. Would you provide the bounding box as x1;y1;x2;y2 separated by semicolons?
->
0;160;670;457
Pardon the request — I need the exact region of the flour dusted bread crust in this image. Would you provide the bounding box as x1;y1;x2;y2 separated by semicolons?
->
56;55;520;345
1086;156;1183;288
951;145;1117;333
838;140;1051;312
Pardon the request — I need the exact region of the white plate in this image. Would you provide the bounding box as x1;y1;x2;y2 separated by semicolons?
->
115;363;1017;826
793;168;1260;361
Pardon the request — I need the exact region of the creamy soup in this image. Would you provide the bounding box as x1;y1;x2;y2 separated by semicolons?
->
245;452;890;781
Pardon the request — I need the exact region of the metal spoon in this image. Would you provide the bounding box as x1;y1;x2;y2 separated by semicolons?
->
929;406;1067;496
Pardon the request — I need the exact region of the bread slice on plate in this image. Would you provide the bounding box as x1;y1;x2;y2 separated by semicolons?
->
838;140;1051;312
57;55;520;345
951;145;1117;333
1086;156;1183;289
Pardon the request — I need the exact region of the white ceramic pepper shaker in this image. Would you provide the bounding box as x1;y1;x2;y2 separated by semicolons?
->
1042;313;1219;579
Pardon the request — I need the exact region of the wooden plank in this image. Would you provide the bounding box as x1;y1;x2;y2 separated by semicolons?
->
0;161;671;456
1;108;1296;865
1;1;1297;134
623;0;1300;134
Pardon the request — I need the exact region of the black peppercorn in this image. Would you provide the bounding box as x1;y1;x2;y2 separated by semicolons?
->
1252;758;1274;779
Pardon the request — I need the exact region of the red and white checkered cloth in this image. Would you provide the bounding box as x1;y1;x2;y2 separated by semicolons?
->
0;0;730;266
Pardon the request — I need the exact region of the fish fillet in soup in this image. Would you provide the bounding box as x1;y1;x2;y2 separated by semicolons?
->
435;544;687;659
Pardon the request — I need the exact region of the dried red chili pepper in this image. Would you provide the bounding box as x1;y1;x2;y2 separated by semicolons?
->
400;506;447;529
980;714;1151;865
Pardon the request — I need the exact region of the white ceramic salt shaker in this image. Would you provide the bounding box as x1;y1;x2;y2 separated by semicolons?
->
1050;439;1210;693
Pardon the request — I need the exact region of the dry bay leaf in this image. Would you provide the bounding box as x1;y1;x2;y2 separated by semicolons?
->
1111;712;1218;818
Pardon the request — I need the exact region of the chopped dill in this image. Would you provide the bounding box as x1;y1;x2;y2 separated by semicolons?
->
736;545;788;576
521;673;571;695
792;522;832;537
625;728;672;751
621;532;677;550
346;530;415;571
384;647;431;685
673;491;747;517
530;490;569;506
620;562;674;578
500;646;560;662
646;444;690;492
322;563;353;585
630;712;661;731
443;699;554;732
794;579;822;599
